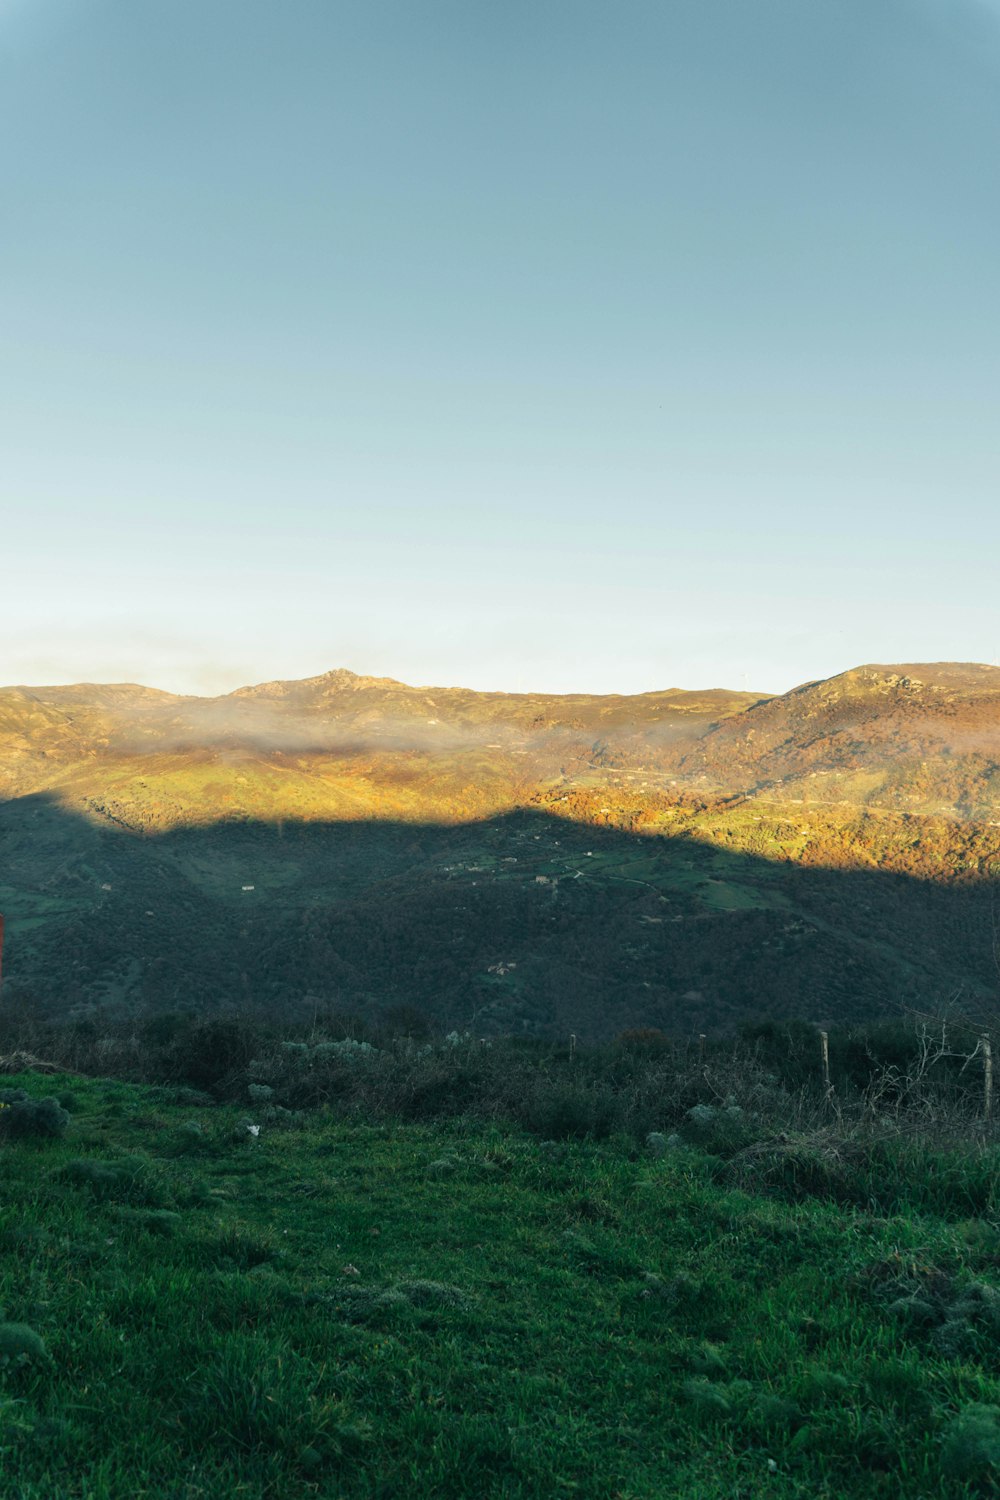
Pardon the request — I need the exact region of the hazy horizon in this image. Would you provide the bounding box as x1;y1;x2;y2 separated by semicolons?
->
2;1;998;697
5;655;1000;705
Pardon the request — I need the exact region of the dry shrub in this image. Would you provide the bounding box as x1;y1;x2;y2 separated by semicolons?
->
725;1128;868;1205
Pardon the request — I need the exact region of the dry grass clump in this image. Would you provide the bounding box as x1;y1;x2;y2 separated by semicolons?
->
60;1155;166;1206
0;1052;60;1075
111;1207;183;1237
724;1127;865;1203
931;1282;1000;1362
687;1342;728;1378
394;1279;472;1308
329;1279;473;1324
211;1225;277;1271
682;1377;732;1420
860;1248;1000;1368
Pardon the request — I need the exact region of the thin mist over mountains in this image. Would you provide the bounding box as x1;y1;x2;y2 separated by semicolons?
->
0;665;759;810
2;660;998;826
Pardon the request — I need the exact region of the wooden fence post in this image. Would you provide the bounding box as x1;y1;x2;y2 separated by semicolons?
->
982;1034;993;1122
698;1034;706;1066
820;1030;831;1097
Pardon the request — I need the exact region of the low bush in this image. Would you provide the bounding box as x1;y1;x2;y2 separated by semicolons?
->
678;1102;756;1157
726;1132;861;1204
0;1095;70;1140
162;1018;264;1095
941;1403;1000;1483
517;1080;617;1140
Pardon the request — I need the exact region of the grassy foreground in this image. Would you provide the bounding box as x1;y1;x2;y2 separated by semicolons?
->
3;1073;1000;1497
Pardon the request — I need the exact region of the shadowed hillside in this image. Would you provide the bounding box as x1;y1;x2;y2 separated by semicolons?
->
0;798;997;1038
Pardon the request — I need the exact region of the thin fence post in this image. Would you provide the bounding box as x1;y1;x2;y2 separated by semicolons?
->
982;1034;993;1122
698;1034;706;1066
820;1030;832;1098
569;1032;577;1064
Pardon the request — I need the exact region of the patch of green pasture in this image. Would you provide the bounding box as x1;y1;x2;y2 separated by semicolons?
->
0;886;87;930
698;879;767;911
1;1073;999;1497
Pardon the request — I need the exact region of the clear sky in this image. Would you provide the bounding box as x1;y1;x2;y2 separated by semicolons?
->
1;0;998;698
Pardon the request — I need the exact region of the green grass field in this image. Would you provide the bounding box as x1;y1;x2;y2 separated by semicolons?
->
3;1071;1000;1497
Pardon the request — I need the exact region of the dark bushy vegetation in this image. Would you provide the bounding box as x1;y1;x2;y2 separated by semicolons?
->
4;1008;994;1143
0;1089;70;1140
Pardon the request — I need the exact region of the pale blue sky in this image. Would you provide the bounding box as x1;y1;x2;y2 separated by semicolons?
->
1;0;998;696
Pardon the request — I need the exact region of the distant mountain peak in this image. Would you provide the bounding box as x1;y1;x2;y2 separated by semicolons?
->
228;667;409;700
803;662;1000;700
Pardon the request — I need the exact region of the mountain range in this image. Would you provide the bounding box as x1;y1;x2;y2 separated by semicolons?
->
1;662;998;1037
